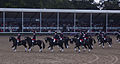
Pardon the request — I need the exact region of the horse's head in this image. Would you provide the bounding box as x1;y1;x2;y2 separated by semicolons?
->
45;37;54;43
24;37;31;40
9;36;15;42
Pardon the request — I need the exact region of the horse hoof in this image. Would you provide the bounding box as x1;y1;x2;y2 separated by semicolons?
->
66;46;69;48
51;50;54;52
88;49;91;53
91;46;94;48
61;49;64;52
13;50;16;52
48;48;51;50
102;46;105;49
39;49;42;52
108;45;112;47
78;50;81;53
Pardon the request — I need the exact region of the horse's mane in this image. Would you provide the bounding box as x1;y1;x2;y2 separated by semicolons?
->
10;36;16;39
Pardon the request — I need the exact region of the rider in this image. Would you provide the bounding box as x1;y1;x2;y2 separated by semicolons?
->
32;31;36;44
83;31;89;40
17;33;21;43
59;32;64;40
53;32;59;43
79;32;84;42
103;32;107;40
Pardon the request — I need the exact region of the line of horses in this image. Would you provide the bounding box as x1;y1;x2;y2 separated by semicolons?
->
9;33;120;53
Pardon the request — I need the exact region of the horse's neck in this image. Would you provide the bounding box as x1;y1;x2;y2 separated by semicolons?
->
12;38;17;42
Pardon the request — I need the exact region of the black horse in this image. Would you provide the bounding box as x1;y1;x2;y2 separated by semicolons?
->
70;35;96;53
70;37;83;53
45;37;64;52
98;35;112;48
25;37;45;52
9;36;27;52
116;33;120;42
97;34;102;44
83;36;96;52
62;36;70;48
88;36;96;48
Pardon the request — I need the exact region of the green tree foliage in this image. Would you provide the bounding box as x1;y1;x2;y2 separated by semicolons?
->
0;0;120;10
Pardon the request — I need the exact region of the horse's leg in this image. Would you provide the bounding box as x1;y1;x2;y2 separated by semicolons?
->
102;42;105;48
61;44;64;52
13;45;17;52
88;44;92;52
38;43;42;52
23;44;27;52
83;44;87;51
50;46;54;52
117;36;119;41
74;46;77;51
78;46;80;53
28;45;32;52
108;42;112;47
48;46;51;50
99;41;102;47
58;43;64;52
64;42;67;48
11;45;15;50
67;41;69;48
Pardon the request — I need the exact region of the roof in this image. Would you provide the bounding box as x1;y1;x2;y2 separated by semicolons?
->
0;8;120;13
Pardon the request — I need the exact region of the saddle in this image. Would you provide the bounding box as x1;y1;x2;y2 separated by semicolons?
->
32;39;36;42
17;39;20;42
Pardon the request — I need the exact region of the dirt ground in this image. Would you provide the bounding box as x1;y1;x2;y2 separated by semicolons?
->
0;35;120;64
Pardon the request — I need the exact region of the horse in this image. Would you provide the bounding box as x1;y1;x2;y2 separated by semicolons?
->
62;36;70;48
98;35;112;48
116;33;120;43
96;34;102;44
88;36;96;48
44;37;64;52
70;35;96;53
70;37;83;53
9;36;27;52
25;37;45;52
83;36;96;52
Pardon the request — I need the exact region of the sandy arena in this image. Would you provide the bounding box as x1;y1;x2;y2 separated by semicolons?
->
0;35;120;64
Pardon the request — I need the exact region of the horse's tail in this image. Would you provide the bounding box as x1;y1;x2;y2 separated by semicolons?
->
42;41;45;49
93;38;96;44
110;38;112;44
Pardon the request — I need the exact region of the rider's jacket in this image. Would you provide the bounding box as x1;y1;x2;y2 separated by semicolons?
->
100;33;107;40
79;35;84;42
32;33;36;42
83;33;89;40
53;34;59;42
59;33;64;40
17;34;21;42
